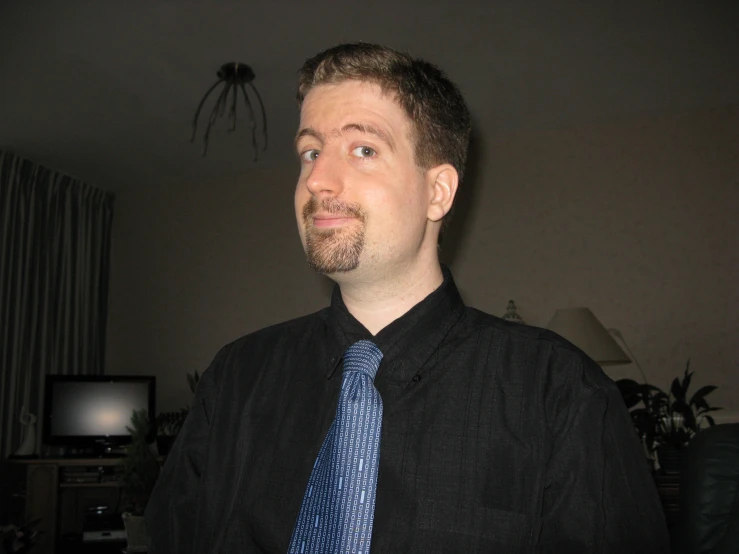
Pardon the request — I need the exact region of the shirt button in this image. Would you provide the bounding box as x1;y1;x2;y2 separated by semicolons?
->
412;374;422;382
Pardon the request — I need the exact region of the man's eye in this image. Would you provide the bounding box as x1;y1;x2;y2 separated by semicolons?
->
351;146;376;158
300;150;320;162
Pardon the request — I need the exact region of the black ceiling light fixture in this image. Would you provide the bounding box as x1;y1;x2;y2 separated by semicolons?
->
191;62;268;160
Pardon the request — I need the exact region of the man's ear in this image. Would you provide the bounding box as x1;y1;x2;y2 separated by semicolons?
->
427;164;459;222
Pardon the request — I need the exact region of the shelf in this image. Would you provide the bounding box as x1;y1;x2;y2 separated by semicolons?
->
59;481;122;488
4;457;124;466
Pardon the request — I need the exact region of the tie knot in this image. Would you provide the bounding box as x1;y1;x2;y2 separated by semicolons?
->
343;340;383;381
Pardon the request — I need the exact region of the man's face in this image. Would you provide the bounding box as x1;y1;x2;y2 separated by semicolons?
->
294;80;434;278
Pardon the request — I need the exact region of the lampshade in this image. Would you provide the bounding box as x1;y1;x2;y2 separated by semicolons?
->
546;307;630;366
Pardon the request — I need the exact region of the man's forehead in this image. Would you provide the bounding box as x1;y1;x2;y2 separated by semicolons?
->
297;82;409;140
295;122;396;152
300;81;404;118
303;79;393;100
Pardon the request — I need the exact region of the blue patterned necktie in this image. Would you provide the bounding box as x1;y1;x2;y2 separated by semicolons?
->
288;340;384;554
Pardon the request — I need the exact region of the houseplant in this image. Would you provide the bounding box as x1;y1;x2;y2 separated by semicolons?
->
155;408;189;455
616;360;721;472
155;370;200;455
1;519;40;554
120;409;160;552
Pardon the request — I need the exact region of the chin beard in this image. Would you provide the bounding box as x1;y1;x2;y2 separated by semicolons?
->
305;225;365;274
302;197;366;274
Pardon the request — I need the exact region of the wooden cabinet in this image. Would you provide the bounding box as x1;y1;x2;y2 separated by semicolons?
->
1;458;124;554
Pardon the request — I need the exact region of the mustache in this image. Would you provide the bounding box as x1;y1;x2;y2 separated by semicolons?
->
302;197;365;223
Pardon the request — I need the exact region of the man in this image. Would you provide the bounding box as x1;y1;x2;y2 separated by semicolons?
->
146;43;669;553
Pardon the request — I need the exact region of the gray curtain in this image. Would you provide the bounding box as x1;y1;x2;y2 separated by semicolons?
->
0;150;115;458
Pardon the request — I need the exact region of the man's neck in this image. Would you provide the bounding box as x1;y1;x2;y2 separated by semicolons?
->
336;262;444;335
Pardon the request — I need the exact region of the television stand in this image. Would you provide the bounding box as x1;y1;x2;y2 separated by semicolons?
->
57;442;128;459
92;450;127;459
59;452;125;460
93;440;128;458
1;457;127;554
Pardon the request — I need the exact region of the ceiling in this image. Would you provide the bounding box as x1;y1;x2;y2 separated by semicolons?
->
1;1;738;193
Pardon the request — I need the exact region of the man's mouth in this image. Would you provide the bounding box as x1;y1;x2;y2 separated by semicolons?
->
303;197;365;229
311;214;356;228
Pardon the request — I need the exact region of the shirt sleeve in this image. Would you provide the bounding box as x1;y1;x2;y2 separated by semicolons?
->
537;375;670;553
145;354;219;554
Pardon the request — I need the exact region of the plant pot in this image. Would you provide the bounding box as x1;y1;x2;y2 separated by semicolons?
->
122;513;149;553
656;445;684;474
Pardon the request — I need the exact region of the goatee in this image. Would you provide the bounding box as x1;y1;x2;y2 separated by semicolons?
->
302;197;366;274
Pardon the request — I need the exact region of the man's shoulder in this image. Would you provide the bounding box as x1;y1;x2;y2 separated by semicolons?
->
460;306;613;391
461;306;573;349
225;307;331;353
202;308;331;375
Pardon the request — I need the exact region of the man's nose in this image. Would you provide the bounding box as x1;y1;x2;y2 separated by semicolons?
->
305;153;344;197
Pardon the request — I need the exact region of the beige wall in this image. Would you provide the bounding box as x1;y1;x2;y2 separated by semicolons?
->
106;105;739;419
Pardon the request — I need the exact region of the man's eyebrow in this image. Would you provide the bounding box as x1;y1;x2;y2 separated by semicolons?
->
294;128;324;151
340;123;395;152
294;123;396;152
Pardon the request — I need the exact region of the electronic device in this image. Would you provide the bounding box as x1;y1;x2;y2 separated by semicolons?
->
43;375;156;456
82;505;126;543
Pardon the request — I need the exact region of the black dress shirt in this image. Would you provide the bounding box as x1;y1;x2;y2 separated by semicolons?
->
146;268;669;553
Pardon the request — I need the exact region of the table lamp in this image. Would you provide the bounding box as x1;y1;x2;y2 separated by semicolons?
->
546;307;630;366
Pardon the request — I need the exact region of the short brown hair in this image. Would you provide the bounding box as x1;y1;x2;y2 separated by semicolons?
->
297;43;471;186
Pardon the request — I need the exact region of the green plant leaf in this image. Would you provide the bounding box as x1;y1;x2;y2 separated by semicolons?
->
187;370;201;395
645;428;656;453
689;385;717;406
121;409;160;515
621;397;641;409
630;408;651;421
616;378;641;395
617;358;719;457
670;377;685;402
617;382;642;408
681;369;693;398
648;392;669;416
694;398;709;412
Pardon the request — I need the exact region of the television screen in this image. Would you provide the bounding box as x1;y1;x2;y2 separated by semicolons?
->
44;375;156;453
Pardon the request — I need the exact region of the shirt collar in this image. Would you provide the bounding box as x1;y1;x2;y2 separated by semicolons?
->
324;265;465;382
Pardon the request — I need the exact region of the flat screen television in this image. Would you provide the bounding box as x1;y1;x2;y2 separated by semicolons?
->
43;375;156;456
